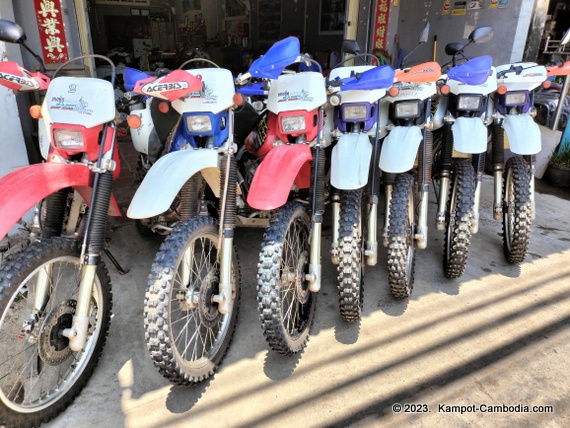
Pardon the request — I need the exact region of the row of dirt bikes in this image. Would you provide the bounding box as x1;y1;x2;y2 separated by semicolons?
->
0;17;569;426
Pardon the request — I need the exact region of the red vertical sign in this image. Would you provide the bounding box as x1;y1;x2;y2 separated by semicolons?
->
372;0;390;50
34;0;69;63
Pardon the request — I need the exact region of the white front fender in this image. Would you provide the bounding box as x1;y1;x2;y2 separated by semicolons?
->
502;114;541;155
452;117;487;154
127;149;219;219
331;133;373;190
379;126;423;173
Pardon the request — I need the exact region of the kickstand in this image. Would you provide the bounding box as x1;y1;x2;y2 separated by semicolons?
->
104;248;130;275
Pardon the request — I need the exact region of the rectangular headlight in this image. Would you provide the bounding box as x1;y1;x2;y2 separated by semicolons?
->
186;115;212;133
394;101;420;118
281;115;306;132
53;129;84;150
343;104;368;120
505;92;527;106
457;95;482;111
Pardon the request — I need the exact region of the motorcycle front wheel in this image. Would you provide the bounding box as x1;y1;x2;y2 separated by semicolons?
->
257;201;316;355
502;156;532;264
144;216;240;384
387;173;416;299
443;161;475;278
0;238;111;427
337;189;364;323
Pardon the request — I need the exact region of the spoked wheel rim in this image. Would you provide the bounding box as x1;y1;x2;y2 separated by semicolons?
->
0;256;103;413
503;167;515;252
279;217;311;340
169;231;232;369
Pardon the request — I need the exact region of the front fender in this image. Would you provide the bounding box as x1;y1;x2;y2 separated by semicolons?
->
379;126;423;173
452;117;488;154
331;133;372;190
247;144;312;210
502;114;541;155
127;149;219;219
0;163;120;239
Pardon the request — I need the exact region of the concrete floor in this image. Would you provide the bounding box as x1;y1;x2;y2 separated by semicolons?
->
42;148;570;427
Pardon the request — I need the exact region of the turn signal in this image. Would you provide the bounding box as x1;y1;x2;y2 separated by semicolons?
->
388;86;399;97
158;101;170;114
29;105;42;119
497;85;507;95
127;114;142;129
439;85;450;95
542;80;552;89
233;93;245;106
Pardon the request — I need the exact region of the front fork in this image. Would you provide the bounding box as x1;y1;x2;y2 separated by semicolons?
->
213;153;237;314
306;109;326;292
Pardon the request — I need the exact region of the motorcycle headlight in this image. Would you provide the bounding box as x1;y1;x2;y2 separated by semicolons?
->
53;129;85;150
394;100;420;119
343;104;368;121
186;115;212;133
505;92;527;106
456;95;482;111
281;115;306;133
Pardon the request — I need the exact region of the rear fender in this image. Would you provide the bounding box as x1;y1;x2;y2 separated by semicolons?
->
452;117;488;154
331;133;372;190
502;114;541;155
0;163;120;239
247;144;312;210
127;149;219;219
379;126;422;173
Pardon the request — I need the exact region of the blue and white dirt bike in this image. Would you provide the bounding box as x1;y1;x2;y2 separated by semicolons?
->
326;40;394;322
126;37;302;383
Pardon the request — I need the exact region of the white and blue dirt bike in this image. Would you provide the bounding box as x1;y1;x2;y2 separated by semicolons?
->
126;37;302;383
326;40;395;322
432;26;496;278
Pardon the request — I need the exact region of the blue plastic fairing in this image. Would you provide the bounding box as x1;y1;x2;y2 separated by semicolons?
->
248;37;300;79
123;67;151;91
340;65;395;91
448;56;493;85
237;82;265;96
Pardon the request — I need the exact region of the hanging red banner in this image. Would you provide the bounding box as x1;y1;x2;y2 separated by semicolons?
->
34;0;69;63
372;0;391;50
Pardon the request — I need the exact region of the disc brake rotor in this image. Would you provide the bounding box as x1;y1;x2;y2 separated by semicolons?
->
38;300;76;366
198;269;221;329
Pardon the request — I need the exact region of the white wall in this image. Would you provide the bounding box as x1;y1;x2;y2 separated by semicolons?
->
0;2;35;235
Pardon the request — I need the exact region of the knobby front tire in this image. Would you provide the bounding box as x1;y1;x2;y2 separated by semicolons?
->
144;216;241;385
0;238;111;428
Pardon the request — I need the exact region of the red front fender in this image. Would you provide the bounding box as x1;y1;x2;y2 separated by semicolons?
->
247;144;312;210
0;163;121;239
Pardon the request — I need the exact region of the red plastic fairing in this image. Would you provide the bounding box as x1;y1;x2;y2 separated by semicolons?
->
0;61;50;91
547;61;570;77
0;163;121;239
247;144;312;210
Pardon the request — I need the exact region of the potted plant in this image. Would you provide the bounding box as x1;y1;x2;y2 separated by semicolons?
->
544;145;570;187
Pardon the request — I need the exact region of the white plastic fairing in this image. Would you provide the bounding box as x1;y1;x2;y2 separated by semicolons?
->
331;133;372;189
502;114;541;155
496;63;546;91
127;149;219;218
451;117;488;154
38;115;50;159
172;68;235;115
42;77;116;127
129;106;154;154
267;72;327;114
379;126;423;173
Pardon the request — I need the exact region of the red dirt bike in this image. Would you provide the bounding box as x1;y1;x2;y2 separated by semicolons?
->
0;19;126;427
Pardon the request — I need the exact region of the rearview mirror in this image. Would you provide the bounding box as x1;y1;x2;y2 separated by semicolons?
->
341;39;360;55
561;28;570;46
419;22;430;44
469;26;493;44
0;19;26;44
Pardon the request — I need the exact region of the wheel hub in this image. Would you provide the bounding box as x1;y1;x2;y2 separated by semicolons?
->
295;251;310;305
38;300;76;366
198;269;221;328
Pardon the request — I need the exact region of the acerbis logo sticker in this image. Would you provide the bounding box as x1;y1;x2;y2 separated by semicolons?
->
0;72;40;90
142;81;189;94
